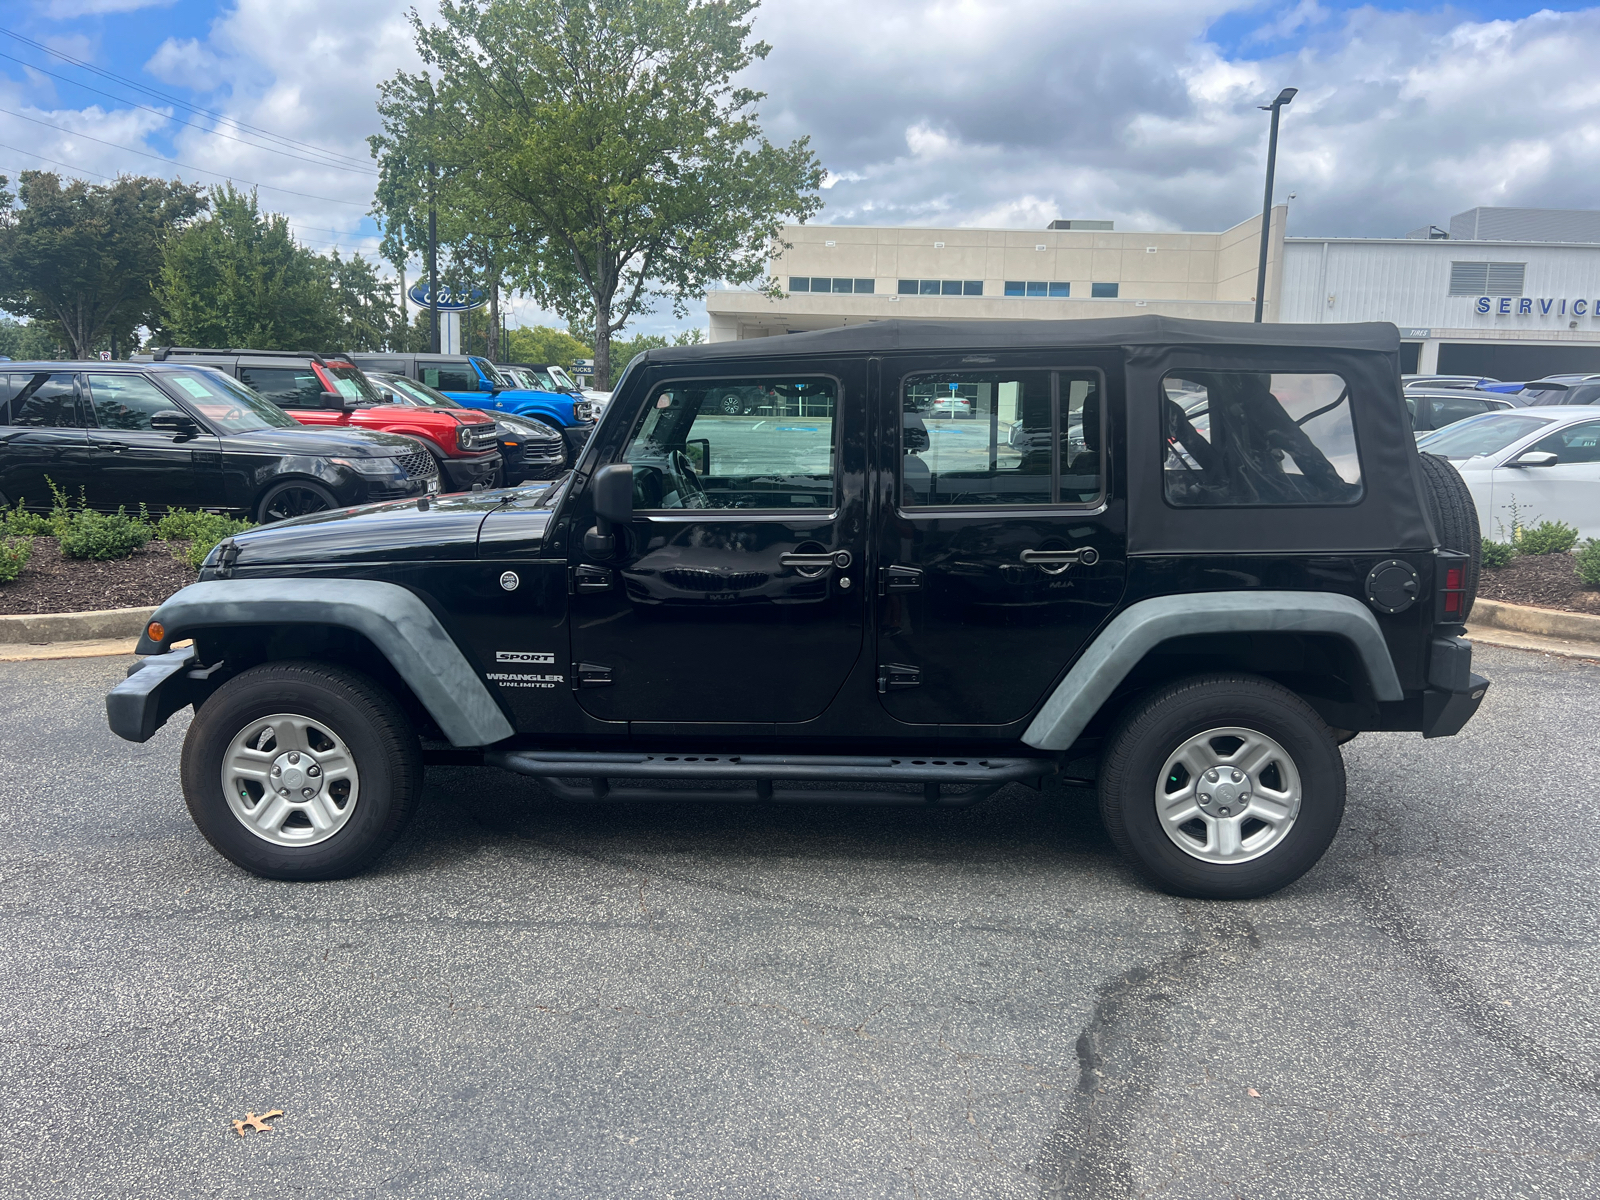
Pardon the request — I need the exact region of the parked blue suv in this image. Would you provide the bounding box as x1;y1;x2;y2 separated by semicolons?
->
345;352;596;463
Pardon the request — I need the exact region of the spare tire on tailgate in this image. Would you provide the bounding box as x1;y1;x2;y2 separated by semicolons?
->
1417;452;1481;620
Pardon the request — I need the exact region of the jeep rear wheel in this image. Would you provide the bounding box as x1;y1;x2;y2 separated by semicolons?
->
1098;674;1345;899
180;662;422;880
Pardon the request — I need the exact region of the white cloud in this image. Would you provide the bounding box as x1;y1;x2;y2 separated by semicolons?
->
144;38;223;87
44;0;175;17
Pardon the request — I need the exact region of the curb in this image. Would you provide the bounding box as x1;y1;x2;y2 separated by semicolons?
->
0;605;155;646
1471;598;1600;643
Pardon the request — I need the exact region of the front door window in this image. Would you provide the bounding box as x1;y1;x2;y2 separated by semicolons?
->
622;378;836;509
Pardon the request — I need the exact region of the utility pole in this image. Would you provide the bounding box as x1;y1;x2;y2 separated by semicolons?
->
427;93;439;354
1254;87;1297;323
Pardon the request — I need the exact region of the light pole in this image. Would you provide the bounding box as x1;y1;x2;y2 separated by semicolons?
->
1254;87;1297;323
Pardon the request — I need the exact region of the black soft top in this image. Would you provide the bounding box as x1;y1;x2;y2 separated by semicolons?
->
644;316;1400;364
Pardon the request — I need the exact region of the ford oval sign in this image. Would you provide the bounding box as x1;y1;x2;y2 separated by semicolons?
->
408;283;487;312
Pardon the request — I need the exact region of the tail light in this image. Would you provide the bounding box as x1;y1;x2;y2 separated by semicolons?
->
1434;550;1469;623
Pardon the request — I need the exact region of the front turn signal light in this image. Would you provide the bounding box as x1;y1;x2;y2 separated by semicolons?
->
147;621;166;642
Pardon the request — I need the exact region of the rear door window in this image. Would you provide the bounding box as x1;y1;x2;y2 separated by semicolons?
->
239;366;324;407
5;373;82;427
1428;395;1497;429
422;362;480;392
1163;371;1362;506
899;369;1103;507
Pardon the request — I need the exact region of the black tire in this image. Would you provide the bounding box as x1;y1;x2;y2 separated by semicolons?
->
1417;451;1481;619
180;661;422;881
1098;674;1346;900
256;480;338;524
719;393;744;415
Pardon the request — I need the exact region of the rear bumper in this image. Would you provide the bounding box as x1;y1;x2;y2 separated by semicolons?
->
1420;635;1490;738
439;452;503;492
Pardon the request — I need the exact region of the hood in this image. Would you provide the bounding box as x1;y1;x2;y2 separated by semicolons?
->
227;490;505;566
494;387;568;404
360;403;494;427
227;425;424;458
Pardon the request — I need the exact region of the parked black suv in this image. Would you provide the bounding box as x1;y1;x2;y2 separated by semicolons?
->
0;362;439;521
108;318;1488;899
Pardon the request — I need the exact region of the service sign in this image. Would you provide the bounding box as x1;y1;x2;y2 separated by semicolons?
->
407;283;487;312
1474;296;1597;318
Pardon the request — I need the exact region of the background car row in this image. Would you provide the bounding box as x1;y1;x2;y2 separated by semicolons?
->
0;350;590;524
0;363;440;521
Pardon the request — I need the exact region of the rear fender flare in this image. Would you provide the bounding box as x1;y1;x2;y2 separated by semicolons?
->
1021;591;1404;751
132;579;514;747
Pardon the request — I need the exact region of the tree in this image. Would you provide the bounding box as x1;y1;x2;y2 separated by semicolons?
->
0;316;67;360
0;171;206;358
384;0;823;388
504;324;592;370
155;185;398;352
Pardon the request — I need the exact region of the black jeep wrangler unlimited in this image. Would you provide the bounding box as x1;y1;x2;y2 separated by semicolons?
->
107;317;1488;899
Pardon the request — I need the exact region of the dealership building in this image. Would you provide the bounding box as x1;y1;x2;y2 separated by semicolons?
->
705;206;1600;380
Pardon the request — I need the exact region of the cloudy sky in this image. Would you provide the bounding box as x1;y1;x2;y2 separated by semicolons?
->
1;0;1597;335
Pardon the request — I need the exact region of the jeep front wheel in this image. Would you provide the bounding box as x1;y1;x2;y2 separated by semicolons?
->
1098;674;1345;900
179;662;422;880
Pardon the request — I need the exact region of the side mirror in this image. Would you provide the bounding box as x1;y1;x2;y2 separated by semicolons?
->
479;377;499;393
150;410;198;439
380;389;397;404
1511;450;1558;467
584;463;634;558
319;390;352;410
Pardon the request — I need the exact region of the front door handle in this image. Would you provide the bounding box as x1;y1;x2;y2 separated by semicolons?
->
1020;546;1100;574
572;565;612;593
779;550;852;569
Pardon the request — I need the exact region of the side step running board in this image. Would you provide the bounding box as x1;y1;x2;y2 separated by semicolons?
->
484;750;1056;807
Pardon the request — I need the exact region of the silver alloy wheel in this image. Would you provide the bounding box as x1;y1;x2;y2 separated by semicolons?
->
1155;726;1302;864
221;713;360;847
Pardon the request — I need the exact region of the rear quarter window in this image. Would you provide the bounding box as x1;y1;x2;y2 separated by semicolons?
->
1163;371;1362;507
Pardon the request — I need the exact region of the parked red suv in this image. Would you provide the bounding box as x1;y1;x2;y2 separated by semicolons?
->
143;348;502;492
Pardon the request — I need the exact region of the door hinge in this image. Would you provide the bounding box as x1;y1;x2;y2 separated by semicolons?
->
570;564;612;594
877;663;921;693
877;565;923;595
572;662;613;689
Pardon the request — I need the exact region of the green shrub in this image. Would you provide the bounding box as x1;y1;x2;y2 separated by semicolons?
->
1514;520;1579;556
157;507;254;570
56;507;153;560
0;536;31;583
0;499;51;538
1481;539;1516;568
1576;538;1600;586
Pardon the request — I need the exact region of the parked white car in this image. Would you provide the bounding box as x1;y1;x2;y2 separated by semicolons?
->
1416;406;1600;540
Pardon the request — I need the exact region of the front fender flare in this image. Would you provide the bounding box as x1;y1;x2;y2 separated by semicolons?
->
1020;591;1404;751
128;579;514;747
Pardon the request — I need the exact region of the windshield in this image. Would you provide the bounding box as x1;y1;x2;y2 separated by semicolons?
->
324;363;383;403
1416;412;1553;459
381;375;456;409
548;366;578;391
162;370;302;433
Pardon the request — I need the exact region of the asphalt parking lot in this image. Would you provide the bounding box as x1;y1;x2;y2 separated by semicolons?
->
1;642;1596;1199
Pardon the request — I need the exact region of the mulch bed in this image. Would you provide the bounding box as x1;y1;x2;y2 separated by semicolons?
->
0;537;198;616
1477;551;1600;615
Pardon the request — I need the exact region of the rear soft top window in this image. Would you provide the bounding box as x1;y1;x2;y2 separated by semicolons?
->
1162;371;1362;507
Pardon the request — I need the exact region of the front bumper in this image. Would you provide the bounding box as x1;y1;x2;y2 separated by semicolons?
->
107;647;205;742
439;451;503;492
505;442;566;482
